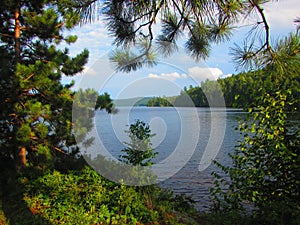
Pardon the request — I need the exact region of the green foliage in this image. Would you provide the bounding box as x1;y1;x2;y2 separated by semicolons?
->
14;166;198;225
113;97;153;106
147;97;173;107
0;188;9;225
96;92;116;113
0;0;114;173
210;32;300;224
77;0;274;72
24;167;149;224
174;85;207;107
173;81;224;107
217;71;258;108
218;70;300;109
99;0;253;71
201;80;225;107
0;0;92;171
120;120;157;166
146;63;298;108
72;88;114;153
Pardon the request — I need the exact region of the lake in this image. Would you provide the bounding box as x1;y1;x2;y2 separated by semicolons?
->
94;107;246;212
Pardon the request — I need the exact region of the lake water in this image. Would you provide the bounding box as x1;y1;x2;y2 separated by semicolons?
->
95;107;246;212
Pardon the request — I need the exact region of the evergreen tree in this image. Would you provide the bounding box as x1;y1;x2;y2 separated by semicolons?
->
120;120;157;166
0;0;93;171
174;85;208;107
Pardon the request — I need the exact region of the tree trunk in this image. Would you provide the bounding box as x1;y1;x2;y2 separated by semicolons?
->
16;147;26;171
15;3;25;171
14;7;21;59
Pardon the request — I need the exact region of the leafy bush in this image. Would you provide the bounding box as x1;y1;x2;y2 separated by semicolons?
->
210;32;300;224
23;166;198;225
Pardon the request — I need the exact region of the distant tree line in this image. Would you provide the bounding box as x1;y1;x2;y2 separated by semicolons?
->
147;67;300;109
219;67;300;109
147;96;174;107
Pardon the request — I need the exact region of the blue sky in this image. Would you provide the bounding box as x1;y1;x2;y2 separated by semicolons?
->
62;0;300;99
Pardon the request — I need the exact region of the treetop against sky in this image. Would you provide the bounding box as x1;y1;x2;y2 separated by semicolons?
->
62;0;300;99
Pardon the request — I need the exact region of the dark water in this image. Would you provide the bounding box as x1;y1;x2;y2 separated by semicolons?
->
95;107;246;212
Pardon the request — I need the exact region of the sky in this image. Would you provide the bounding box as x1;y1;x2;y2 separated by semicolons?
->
62;0;300;99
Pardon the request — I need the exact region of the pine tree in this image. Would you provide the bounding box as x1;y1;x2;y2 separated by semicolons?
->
0;0;90;171
120;120;157;166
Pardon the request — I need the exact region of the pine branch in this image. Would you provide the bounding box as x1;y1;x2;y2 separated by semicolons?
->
24;73;34;81
294;17;300;32
53;146;67;154
0;33;15;38
248;0;273;58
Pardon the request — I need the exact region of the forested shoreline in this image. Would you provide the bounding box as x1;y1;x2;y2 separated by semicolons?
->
1;0;299;224
147;67;300;109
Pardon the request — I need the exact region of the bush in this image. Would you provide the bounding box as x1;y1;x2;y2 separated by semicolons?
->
23;166;199;224
210;33;300;224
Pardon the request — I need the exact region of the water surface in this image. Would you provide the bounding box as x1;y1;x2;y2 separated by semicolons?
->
95;107;245;211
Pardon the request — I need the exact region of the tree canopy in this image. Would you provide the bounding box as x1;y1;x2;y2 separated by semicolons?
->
0;0;112;171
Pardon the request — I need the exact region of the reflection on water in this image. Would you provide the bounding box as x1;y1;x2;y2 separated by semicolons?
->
95;107;245;211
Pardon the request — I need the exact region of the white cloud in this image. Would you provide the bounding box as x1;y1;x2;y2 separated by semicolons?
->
188;67;224;81
77;24;109;44
219;73;233;79
148;72;185;81
182;73;188;78
148;73;160;79
147;67;226;83
265;0;300;30
231;0;299;30
62;20;112;66
82;66;97;76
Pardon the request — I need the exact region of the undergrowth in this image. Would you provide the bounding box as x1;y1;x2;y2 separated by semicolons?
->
1;166;202;225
